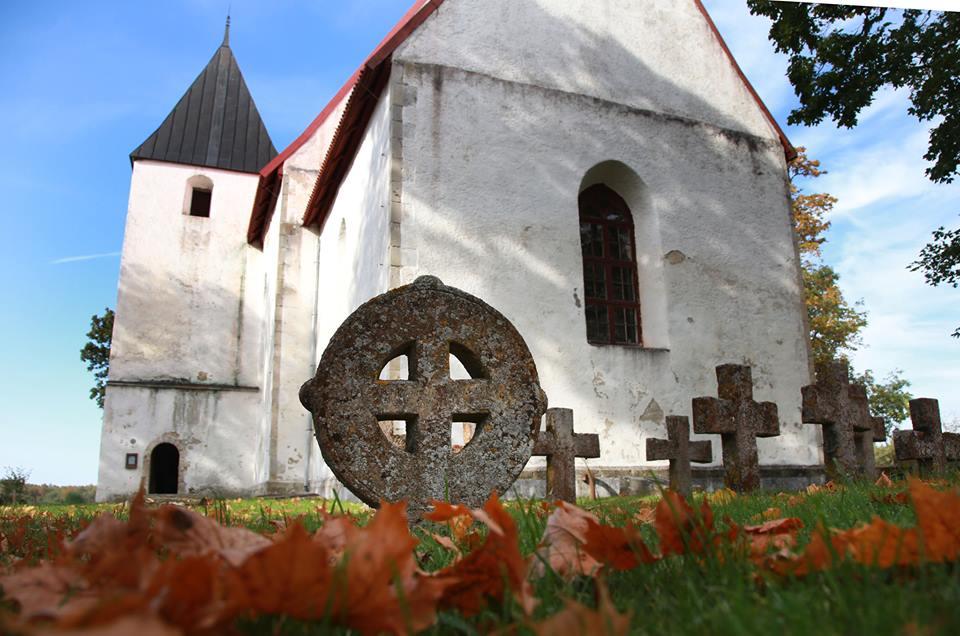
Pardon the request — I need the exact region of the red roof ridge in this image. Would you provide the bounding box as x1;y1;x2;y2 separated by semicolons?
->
693;0;796;161
247;0;445;246
248;0;794;246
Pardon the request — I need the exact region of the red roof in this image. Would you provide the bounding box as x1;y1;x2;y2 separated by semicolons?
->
246;0;447;246
247;0;794;246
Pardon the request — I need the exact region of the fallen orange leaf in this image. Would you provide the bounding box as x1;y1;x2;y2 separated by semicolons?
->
532;580;630;636
431;493;536;617
531;502;601;579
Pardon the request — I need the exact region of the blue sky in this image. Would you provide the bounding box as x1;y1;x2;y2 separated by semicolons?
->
0;1;957;485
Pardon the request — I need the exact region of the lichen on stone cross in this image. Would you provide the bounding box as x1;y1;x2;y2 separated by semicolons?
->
893;398;960;475
856;415;886;481
801;361;872;479
692;364;779;492
646;415;712;496
299;275;548;520
532;408;600;503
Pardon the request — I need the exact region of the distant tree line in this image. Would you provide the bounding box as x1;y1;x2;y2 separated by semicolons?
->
0;467;95;505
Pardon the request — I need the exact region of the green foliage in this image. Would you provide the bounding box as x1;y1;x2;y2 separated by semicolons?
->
80;307;114;409
747;2;960;184
851;369;913;435
910;219;960;337
789;149;868;365
788;150;911;423
803;264;868;366
0;467;30;505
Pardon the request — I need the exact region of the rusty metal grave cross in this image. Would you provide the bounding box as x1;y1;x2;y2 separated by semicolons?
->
802;361;872;478
692;364;780;492
532;408;600;503
300;276;547;519
856;415;886;481
646;415;712;496
894;398;960;475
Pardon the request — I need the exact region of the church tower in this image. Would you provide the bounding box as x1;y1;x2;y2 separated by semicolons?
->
96;20;277;501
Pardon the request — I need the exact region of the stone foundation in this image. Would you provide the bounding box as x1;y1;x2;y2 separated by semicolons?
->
512;465;830;499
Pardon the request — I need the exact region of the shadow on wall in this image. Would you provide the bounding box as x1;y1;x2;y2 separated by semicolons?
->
396;0;814;464
111;258;264;387
100;257;270;498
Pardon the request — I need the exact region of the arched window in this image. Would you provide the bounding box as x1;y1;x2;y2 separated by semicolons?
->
579;184;642;345
149;443;180;494
185;175;213;218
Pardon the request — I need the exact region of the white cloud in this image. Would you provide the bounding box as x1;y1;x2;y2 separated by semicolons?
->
50;252;120;265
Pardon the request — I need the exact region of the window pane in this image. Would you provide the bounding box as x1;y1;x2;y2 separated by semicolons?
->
585;305;609;343
580;222;604;257
609;227;632;260
613;307;639;344
190;188;212;218
611;267;635;301
584;263;606;299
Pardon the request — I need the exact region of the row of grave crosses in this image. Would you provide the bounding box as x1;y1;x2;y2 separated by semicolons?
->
301;278;952;512
639;360;956;495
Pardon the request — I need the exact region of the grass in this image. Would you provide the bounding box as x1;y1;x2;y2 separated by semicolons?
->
3;479;959;635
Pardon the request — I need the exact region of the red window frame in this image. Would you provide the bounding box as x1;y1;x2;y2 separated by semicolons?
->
579;184;643;346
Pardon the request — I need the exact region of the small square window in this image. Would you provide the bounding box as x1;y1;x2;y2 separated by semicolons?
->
125;453;138;470
189;188;212;217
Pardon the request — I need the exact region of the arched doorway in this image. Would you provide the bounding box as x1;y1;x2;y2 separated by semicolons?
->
149;443;179;494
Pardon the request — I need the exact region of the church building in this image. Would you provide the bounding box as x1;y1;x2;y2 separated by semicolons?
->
96;0;818;501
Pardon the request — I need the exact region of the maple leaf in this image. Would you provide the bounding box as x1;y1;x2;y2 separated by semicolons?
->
313;513;360;565
328;501;449;635
845;517;919;568
739;517;803;566
583;520;656;570
66;513;151;588
425;501;480;549
224;522;333;621
743;518;804;536
0;562;94;623
908;478;960;563
152;505;270;566
532;580;631;636
142;555;235;631
654;491;716;556
431;493;536;617
633;506;656;526
531;502;601;579
706;489;737;505
750;507;783;522
33;615;184;636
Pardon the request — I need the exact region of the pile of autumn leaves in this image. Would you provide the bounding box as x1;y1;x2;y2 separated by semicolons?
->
2;478;960;635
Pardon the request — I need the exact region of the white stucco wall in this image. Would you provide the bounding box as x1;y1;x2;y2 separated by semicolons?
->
97;386;261;501
254;85;393;494
109;161;264;386
397;0;777;141
392;1;817;470
98;160;267;500
314;84;394;354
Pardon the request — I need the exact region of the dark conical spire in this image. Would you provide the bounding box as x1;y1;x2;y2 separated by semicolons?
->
130;22;276;174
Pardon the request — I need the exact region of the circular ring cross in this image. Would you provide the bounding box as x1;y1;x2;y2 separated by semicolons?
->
300;276;547;515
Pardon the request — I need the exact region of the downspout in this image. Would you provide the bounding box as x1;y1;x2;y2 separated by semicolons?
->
305;236;322;492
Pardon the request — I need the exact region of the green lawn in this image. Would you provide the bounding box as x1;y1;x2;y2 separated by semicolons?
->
3;479;959;635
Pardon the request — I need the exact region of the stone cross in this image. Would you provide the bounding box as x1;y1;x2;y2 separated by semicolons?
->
894;398;960;474
646;415;712;496
855;414;886;481
692;364;780;492
802;361;872;478
299;276;548;519
532;408;600;503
